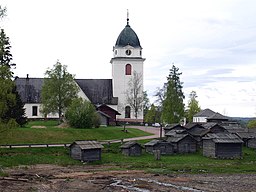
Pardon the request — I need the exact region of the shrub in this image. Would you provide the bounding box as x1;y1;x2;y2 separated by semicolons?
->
65;98;98;128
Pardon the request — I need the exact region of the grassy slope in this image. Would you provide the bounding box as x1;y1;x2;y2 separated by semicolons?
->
0;120;152;144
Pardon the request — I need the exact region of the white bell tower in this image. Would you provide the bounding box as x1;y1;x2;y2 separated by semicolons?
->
110;13;145;123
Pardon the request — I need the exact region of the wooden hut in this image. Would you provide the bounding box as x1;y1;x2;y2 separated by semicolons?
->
164;124;185;135
120;141;142;156
202;123;228;133
202;133;243;159
166;133;197;153
69;140;104;162
144;139;174;155
236;132;256;147
184;123;208;149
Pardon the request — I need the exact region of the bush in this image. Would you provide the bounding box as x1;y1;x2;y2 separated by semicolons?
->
65;98;99;128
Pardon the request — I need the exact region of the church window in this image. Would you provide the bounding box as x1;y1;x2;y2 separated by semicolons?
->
140;50;142;56
125;64;132;75
115;50;117;55
125;106;131;118
32;106;38;116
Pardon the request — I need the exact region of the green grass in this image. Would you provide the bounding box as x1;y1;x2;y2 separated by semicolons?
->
0;147;80;167
0;120;152;145
0;146;256;174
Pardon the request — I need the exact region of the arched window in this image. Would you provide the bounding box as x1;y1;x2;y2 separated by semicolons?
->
125;64;132;75
125;106;131;118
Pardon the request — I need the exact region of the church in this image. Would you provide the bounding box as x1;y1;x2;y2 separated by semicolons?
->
15;17;145;125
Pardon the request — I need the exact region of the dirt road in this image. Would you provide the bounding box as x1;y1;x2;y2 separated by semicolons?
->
1;164;256;192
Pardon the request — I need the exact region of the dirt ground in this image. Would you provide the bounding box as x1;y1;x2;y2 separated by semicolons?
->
1;164;256;192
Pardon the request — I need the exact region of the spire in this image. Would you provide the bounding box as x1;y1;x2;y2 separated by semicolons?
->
126;9;130;26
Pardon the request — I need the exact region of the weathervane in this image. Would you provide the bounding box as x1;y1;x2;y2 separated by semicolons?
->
127;9;129;26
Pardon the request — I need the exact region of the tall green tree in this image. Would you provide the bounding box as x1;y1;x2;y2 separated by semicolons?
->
187;90;201;122
41;61;79;122
0;28;16;123
143;91;150;119
125;71;144;119
161;65;185;124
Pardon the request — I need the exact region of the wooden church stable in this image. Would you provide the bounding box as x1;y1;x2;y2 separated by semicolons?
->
202;133;243;159
69;140;104;162
144;139;174;155
120;141;143;156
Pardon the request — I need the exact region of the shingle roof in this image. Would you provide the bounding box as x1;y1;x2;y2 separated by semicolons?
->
236;132;256;139
203;133;243;143
15;77;118;105
144;139;171;146
71;140;104;149
166;134;190;143
164;123;184;130
207;112;229;120
193;108;216;117
202;122;219;129
120;141;141;149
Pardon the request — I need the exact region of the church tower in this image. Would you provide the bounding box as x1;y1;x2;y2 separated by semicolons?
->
110;14;145;123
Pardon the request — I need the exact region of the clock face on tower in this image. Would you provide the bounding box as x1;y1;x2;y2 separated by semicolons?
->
126;49;132;55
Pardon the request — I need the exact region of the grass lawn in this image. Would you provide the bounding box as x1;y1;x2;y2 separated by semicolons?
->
0;120;152;145
0;143;256;174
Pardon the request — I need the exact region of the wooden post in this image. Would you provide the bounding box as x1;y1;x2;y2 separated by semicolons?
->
153;150;161;160
160;124;163;138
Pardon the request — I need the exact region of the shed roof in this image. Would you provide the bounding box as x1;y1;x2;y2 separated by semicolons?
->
202;122;221;129
207;112;229;120
236;132;256;139
166;134;190;143
164;123;184;130
120;141;141;149
203;133;243;143
193;108;216;117
144;139;172;146
71;140;104;149
184;123;203;129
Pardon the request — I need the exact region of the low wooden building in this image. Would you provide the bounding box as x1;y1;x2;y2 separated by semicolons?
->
144;139;174;155
236;132;256;147
202;123;228;134
69;140;104;162
202;133;243;159
166;133;197;153
164;124;185;135
120;141;142;156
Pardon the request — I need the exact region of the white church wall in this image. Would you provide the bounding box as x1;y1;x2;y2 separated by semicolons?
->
24;103;59;119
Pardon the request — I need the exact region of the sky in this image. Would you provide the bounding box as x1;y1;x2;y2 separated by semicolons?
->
1;0;256;117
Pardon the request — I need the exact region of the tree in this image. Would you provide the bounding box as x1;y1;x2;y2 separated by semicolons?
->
144;104;159;124
4;86;27;126
41;61;79;122
0;6;7;19
161;65;185;124
0;28;16;123
247;120;256;129
125;71;143;119
65;98;99;128
186;91;201;123
143;91;150;119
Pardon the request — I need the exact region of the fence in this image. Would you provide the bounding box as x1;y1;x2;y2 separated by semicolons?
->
0;139;125;149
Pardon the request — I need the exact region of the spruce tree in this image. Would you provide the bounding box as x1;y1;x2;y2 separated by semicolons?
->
0;28;26;126
0;28;16;122
162;65;185;124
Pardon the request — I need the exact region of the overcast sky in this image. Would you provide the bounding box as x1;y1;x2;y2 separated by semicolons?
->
1;0;256;117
